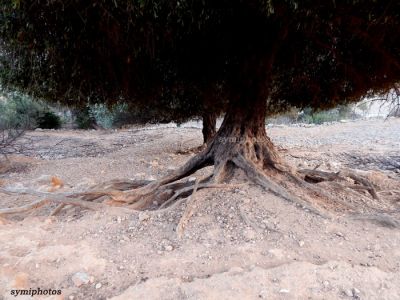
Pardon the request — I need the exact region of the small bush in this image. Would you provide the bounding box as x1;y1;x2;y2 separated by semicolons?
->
74;102;131;129
37;111;61;129
75;106;96;129
0;91;42;130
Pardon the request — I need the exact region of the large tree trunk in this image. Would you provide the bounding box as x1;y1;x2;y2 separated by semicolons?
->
203;90;287;182
202;112;217;145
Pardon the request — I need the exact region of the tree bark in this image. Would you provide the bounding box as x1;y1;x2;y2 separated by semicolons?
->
202;112;217;144
203;87;286;182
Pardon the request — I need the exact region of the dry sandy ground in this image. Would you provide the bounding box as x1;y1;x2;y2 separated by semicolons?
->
0;118;400;300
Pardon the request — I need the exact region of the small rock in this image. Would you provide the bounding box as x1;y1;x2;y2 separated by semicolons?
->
164;245;173;251
138;212;150;222
150;160;159;167
72;272;90;287
344;289;354;297
259;289;268;299
69;296;75;300
279;289;290;294
298;240;305;247
188;176;197;182
95;283;102;289
353;288;361;295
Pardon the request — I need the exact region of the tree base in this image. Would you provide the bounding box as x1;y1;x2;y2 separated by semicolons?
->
2;130;395;226
1;108;399;234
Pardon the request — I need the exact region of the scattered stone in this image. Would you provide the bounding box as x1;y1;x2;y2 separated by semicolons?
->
188;176;197;182
344;289;354;297
150;160;159;167
95;283;102;289
138;212;150;222
164;245;174;251
279;289;290;294
72;272;90;287
353;287;361;295
298;240;305;247
259;289;268;299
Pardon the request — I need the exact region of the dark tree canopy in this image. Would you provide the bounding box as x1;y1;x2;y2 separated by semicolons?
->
1;0;399;115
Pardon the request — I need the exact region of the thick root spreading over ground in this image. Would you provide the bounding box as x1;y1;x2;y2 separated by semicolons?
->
1;129;394;223
1;109;399;234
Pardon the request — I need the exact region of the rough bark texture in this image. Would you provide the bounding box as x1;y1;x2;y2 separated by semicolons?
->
202;112;217;145
204;94;286;182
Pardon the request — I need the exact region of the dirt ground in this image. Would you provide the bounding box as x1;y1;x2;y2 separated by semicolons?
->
0;118;400;300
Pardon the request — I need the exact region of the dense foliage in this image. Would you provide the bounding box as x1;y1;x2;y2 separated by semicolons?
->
0;90;61;129
1;0;399;118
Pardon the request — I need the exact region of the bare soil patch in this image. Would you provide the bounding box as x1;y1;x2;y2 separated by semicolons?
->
1;118;400;299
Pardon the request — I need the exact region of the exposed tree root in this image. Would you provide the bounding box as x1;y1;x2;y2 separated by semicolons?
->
298;168;380;200
0;116;395;227
350;213;400;229
0;188;132;216
176;179;200;238
231;154;330;218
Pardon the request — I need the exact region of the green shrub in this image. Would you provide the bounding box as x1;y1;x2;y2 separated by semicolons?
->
75;106;96;129
0;91;43;130
74;102;131;129
37;111;61;129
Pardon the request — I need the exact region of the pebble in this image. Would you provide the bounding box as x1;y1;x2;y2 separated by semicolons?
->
95;283;102;289
71;272;90;287
138;212;150;222
344;289;354;297
164;245;174;251
279;289;290;294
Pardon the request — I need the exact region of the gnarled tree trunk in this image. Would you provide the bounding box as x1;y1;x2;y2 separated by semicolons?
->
203;90;286;182
202;112;217;145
